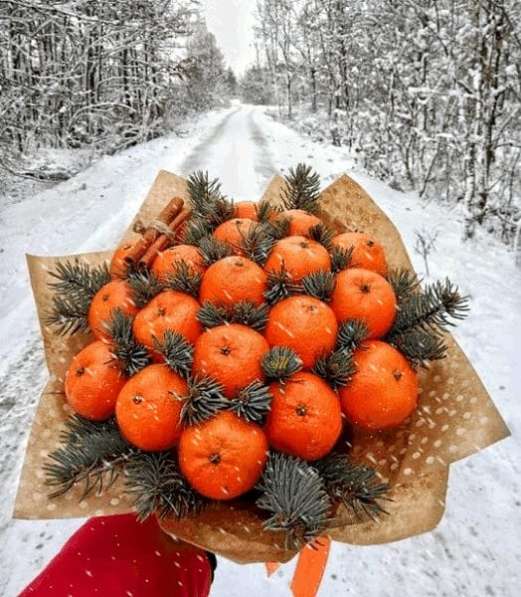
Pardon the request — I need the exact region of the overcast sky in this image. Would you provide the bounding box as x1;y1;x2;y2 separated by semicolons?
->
201;0;257;75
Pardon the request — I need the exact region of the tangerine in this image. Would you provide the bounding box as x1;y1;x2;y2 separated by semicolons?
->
212;218;256;255
264;235;331;281
110;243;134;278
234;201;258;221
338;340;418;430
199;256;267;307
64;340;126;421
280;209;321;237
265;371;342;460
132;290;201;352
330;268;396;338
264;295;338;368
178;411;268;500
151;244;205;282
88;279;138;340
192;323;269;398
332;232;387;276
116;363;187;450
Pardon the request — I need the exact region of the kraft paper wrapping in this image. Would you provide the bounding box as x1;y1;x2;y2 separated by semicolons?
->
14;170;509;564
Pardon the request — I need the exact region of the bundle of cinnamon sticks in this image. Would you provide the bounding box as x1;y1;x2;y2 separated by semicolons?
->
111;197;191;277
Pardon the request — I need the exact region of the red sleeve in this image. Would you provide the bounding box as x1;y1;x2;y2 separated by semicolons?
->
20;514;213;596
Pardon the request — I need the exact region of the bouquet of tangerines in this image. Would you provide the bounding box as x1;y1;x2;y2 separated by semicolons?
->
38;165;473;551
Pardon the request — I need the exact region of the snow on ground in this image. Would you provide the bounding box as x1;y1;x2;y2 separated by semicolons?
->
0;104;520;596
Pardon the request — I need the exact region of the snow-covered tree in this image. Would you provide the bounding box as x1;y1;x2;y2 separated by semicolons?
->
0;1;230;175
239;66;275;104
254;0;521;245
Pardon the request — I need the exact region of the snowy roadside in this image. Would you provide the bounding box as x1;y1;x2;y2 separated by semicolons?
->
1;104;520;596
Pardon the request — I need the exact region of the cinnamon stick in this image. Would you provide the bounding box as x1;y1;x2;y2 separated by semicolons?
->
123;197;184;265
139;207;192;267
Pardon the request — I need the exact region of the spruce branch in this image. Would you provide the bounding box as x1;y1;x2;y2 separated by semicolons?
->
256;452;332;549
127;267;164;308
125;452;204;521
186;171;234;227
198;301;269;332
165;260;202;297
205;197;236;228
386;274;468;367
265;216;291;240
107;308;151;376
264;266;301;305
314;453;389;520
183;217;213;246
387;269;420;304
179;376;228;426
281;164;321;214
187;170;222;217
227;380;273;423
262;346;303;382
313;349;356;389
390;327;447;368
153;330;193;378
336;319;369;352
48;259;110;297
301;271;336;302
46;259;110;335
46;295;91;335
308;222;335;250
44;416;134;499
330;246;353;273
240;223;276;265
198;235;233;265
390;279;470;336
197;301;229;328
232;301;269;331
256;199;280;223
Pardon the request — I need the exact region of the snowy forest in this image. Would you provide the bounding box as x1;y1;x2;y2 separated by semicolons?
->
0;1;235;176
1;0;520;245
246;0;521;245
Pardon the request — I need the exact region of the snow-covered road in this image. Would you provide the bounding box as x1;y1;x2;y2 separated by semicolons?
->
1;104;520;596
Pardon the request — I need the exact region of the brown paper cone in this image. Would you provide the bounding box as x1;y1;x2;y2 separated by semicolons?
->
14;170;509;564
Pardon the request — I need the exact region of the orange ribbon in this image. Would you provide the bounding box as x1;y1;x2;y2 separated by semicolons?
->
265;536;331;597
265;561;281;577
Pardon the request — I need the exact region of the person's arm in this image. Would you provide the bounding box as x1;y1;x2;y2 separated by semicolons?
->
20;514;215;596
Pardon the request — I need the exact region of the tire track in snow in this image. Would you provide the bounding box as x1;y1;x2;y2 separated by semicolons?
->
248;108;278;187
179;105;278;197
179;108;241;175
